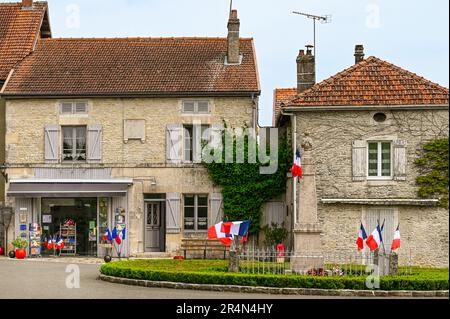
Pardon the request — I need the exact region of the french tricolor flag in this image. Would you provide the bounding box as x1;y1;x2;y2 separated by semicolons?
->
208;222;232;246
391;224;401;251
366;223;383;251
290;149;303;179
356;223;368;251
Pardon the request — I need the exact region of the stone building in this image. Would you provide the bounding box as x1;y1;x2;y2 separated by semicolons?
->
1;8;260;257
0;0;51;250
275;45;449;267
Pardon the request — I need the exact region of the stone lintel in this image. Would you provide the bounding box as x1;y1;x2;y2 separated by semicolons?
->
320;198;440;206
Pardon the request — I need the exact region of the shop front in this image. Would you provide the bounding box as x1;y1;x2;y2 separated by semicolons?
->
7;179;132;257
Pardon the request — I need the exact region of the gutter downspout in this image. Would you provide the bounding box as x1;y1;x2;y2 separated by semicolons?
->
280;109;298;225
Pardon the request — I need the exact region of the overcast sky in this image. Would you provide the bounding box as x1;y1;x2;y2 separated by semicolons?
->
5;0;449;126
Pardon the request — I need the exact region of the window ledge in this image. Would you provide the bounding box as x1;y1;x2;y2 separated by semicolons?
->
321;198;439;206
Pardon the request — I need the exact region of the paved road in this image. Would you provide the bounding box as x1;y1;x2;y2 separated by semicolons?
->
0;258;444;299
0;258;320;299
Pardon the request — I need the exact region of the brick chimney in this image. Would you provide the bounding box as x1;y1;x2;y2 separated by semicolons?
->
354;45;365;64
297;45;316;93
22;0;33;8
227;10;241;64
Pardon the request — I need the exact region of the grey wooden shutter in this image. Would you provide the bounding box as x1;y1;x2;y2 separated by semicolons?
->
211;123;224;149
87;124;102;163
393;140;407;181
44;125;60;163
352;140;367;181
166;124;182;163
265;201;285;226
210;193;223;227
166;193;181;233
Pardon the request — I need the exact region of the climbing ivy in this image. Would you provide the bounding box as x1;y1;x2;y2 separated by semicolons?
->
415;138;449;208
202;126;291;235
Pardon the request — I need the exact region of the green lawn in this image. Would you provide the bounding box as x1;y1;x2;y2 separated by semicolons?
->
100;259;449;291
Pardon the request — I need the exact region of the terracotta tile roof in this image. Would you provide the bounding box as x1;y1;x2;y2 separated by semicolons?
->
0;1;48;80
3;37;260;96
272;88;297;125
288;56;449;107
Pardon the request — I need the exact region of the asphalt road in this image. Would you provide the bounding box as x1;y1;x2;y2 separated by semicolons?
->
0;258;323;299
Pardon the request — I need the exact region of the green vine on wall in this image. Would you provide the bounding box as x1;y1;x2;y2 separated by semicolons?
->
415;137;449;208
202;126;291;235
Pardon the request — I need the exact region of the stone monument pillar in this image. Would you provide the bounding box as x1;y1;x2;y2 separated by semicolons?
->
291;135;323;274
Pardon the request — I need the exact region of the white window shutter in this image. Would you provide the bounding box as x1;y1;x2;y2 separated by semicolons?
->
44;125;60;163
393;140;407;181
166;124;182;163
352;140;367;181
87;124;102;163
209;193;223;227
166;193;181;233
211;123;224;149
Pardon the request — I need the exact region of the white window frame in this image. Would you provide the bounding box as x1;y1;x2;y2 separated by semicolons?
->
182;101;211;114
62;126;87;162
183;124;211;163
183;194;209;232
367;141;393;180
60;101;88;115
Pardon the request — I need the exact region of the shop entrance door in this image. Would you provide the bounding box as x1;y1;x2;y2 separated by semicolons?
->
145;202;165;252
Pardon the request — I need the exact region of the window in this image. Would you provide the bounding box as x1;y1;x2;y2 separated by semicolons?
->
182;101;210;114
368;141;392;179
184;195;208;231
62;126;87;162
60;102;88;114
183;125;210;162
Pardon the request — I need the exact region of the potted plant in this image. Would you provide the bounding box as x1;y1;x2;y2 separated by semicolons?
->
12;238;28;259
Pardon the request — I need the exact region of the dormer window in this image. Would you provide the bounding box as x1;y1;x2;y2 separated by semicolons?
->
60;102;88;115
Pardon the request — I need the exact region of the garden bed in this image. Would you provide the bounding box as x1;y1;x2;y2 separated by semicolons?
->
99;259;449;291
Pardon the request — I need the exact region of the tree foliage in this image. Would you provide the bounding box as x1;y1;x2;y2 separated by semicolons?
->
202;127;291;234
415;138;449;208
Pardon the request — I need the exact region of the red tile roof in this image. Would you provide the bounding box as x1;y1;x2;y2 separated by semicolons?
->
273;88;297;125
287;56;449;107
0;1;48;80
2;37;260;96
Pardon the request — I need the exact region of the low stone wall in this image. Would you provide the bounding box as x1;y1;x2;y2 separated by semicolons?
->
99;274;449;298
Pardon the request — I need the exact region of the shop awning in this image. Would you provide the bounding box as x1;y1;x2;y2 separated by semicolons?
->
7;179;133;198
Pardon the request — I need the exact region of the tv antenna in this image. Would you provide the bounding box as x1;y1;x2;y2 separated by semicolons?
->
292;11;331;58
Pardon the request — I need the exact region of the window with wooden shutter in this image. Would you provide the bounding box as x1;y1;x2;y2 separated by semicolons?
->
87;124;102;163
352;140;367;181
182;101;210;114
59;102;88;115
367;141;392;179
166;193;181;233
209;193;223;227
393;140;407;181
44;125;60;163
365;208;396;252
264;201;285;226
166;124;183;163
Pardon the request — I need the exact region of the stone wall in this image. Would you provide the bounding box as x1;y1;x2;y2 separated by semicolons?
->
293;108;449;267
0;98;5;205
4;96;254;255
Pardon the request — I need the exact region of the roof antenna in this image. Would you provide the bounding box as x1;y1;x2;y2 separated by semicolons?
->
229;0;233;15
292;11;332;61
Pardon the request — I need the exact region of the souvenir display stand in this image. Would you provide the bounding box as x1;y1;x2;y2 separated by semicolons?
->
60;223;77;256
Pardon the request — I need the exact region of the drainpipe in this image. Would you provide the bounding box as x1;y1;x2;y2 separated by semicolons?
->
280;109;298;225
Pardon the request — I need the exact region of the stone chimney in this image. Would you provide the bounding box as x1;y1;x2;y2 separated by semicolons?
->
22;0;33;8
354;45;365;64
227;10;241;64
297;45;316;93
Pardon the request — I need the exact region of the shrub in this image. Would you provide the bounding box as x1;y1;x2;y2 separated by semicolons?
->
12;238;28;249
100;260;449;291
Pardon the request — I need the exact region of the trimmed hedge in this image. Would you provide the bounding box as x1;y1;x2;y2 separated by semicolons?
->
100;260;449;291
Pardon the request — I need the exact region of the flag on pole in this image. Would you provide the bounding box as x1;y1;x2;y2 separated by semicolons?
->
121;227;126;240
112;227;118;240
56;236;65;249
103;229;112;242
208;222;233;246
290;149;303;179
356;223;368;251
366;223;383;251
391;224;401;251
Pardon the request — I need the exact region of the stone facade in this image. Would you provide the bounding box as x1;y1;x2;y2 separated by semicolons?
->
291;108;449;267
4;96;255;256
